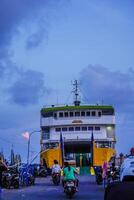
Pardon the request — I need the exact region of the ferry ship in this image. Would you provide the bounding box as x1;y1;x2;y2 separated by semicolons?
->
40;81;116;170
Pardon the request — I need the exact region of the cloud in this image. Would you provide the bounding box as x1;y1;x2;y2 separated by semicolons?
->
80;65;134;114
0;0;62;105
0;0;69;160
0;0;64;55
8;69;47;106
80;65;134;153
26;19;48;50
0;0;43;48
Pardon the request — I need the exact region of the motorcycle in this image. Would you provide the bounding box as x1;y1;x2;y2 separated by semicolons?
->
95;167;103;185
28;172;35;186
52;172;60;185
107;168;120;184
64;180;77;199
2;169;19;189
38;167;47;177
111;169;120;181
96;171;103;185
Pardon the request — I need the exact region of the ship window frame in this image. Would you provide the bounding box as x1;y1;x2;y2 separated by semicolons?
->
69;127;74;131
88;126;93;131
95;126;100;131
75;111;80;117
59;112;63;117
55;127;61;132
75;126;80;131
86;111;90;116
64;112;68;117
70;112;74;117
42;132;50;140
98;111;102;117
81;111;85;116
62;127;68;132
91;111;96;116
54;113;57;118
82;126;87;131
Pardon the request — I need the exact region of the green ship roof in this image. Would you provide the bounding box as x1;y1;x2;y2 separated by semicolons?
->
41;105;114;113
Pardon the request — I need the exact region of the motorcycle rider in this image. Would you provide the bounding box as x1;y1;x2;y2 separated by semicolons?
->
110;162;118;181
63;161;78;189
52;160;61;176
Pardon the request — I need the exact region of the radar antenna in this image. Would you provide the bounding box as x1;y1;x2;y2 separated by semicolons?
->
72;80;81;106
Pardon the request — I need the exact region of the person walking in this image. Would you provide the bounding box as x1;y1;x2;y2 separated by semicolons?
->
102;161;109;188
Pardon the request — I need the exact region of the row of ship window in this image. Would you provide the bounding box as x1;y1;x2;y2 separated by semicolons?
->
55;126;100;132
54;111;102;118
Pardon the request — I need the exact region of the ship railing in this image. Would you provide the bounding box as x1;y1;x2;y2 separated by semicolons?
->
42;103;112;108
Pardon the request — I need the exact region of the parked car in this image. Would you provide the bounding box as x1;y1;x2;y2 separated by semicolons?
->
120;156;134;181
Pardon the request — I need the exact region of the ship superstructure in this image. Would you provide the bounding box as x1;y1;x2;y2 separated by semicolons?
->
40;81;116;167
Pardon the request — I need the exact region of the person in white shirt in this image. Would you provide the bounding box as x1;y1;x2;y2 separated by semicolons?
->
52;160;61;175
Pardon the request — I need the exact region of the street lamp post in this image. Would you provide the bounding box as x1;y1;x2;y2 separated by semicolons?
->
27;130;41;165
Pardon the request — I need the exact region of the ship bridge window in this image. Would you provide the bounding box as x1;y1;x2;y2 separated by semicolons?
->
91;111;96;116
42;127;50;133
55;128;61;132
75;112;80;116
70;112;74;117
82;126;87;131
95;127;100;131
98;111;101;117
69;127;74;131
86;111;90;116
42;132;50;140
81;111;85;116
42;112;53;118
54;113;57;118
75;127;80;131
65;112;68;117
62;127;67;132
88;126;93;131
59;112;63;117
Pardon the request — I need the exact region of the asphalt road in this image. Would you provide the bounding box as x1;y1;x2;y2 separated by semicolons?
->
0;175;104;200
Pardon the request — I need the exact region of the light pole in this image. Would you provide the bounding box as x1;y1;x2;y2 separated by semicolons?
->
26;130;41;165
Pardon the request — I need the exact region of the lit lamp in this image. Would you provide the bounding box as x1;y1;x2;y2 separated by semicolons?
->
22;130;40;164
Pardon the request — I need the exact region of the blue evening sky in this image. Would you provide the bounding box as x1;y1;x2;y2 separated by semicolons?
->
0;0;134;162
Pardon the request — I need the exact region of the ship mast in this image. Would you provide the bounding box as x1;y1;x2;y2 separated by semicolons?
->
73;80;81;106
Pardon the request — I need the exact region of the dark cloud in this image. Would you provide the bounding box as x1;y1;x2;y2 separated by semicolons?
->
0;0;63;105
0;0;64;55
0;0;43;48
80;65;134;153
80;65;134;114
8;69;47;106
26;20;48;50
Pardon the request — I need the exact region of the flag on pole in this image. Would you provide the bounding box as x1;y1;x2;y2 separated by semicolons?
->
60;132;64;167
22;132;30;140
90;130;94;167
